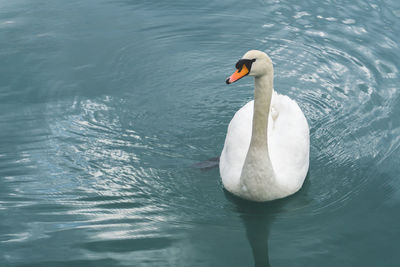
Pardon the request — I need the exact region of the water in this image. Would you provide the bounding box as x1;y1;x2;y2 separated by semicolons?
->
1;0;399;266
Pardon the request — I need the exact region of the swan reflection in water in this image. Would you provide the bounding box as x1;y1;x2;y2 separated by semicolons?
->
224;190;293;267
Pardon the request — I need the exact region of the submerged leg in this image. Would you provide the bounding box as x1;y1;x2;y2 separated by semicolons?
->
193;157;220;170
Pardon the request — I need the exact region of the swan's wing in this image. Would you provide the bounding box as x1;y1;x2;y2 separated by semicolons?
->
268;92;310;192
220;101;253;192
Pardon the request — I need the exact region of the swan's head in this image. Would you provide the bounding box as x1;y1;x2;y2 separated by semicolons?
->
226;50;273;84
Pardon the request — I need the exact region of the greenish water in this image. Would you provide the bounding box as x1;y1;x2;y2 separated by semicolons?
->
1;0;400;266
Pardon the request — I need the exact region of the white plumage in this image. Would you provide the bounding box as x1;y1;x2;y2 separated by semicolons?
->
220;50;309;202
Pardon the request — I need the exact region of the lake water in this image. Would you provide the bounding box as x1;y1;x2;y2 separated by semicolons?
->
1;0;400;266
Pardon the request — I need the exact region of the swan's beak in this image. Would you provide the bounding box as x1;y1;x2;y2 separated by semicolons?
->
226;64;250;84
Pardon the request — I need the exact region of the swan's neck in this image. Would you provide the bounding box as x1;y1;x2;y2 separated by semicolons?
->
239;73;278;201
250;74;273;149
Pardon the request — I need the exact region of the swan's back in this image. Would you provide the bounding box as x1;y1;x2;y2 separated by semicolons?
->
220;91;309;195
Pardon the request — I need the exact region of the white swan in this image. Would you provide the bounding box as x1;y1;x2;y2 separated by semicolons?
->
220;50;309;202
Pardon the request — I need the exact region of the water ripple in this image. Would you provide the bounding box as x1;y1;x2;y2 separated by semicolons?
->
1;0;400;265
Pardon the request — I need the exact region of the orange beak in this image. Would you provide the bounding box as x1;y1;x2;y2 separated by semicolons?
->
226;64;250;84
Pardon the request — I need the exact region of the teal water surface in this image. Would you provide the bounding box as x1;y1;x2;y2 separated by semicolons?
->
1;0;400;266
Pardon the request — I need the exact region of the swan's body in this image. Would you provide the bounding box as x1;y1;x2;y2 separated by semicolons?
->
220;50;309;202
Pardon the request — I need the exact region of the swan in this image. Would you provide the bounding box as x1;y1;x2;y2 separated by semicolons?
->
220;50;309;202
